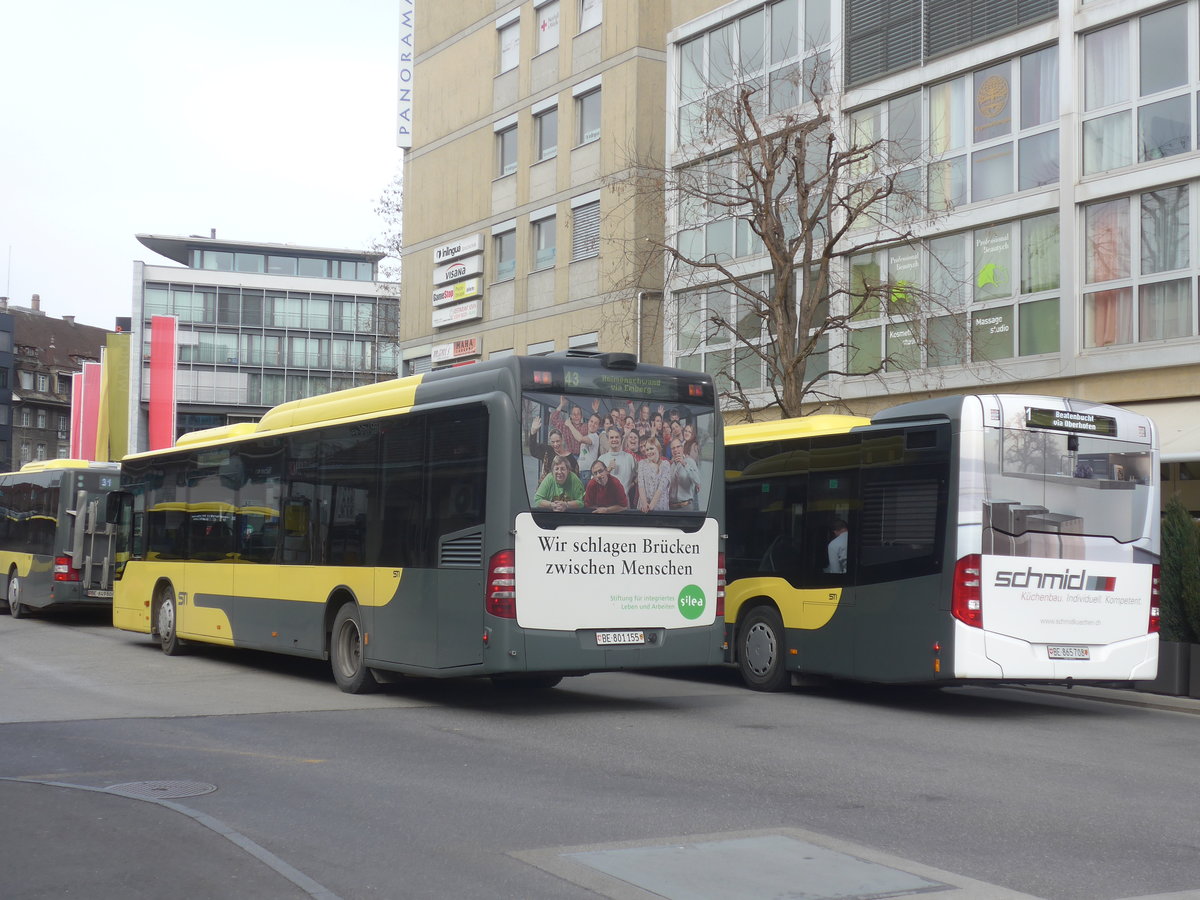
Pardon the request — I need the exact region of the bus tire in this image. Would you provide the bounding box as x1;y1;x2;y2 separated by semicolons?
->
157;586;185;656
7;572;25;619
738;606;788;692
330;604;377;694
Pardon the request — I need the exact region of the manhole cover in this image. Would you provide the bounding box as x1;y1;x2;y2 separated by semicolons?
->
106;780;217;800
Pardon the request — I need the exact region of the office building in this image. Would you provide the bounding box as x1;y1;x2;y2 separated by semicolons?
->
401;0;666;372
663;0;1200;499
130;234;397;451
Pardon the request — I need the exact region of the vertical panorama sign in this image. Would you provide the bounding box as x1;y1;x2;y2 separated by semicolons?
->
397;0;414;148
434;234;483;264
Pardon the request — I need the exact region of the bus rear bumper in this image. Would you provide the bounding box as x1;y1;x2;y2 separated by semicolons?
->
513;623;726;673
955;623;1159;681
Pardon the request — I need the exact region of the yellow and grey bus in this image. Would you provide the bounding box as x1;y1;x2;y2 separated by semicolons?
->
0;459;121;618
110;352;725;692
724;394;1160;690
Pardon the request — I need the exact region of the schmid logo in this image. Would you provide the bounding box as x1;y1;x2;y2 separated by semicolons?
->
993;567;1116;591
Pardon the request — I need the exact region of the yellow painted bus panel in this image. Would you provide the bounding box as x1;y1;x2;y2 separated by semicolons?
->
727;576;842;631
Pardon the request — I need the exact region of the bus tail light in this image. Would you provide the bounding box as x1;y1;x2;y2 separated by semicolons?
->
951;554;983;628
53;556;80;582
1149;564;1161;633
486;549;517;619
716;552;726;618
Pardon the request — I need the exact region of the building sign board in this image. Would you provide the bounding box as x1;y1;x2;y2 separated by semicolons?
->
432;337;481;364
434;234;483;264
432;300;483;328
434;256;484;285
432;277;482;307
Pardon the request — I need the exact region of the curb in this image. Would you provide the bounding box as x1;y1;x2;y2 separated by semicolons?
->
1016;683;1200;715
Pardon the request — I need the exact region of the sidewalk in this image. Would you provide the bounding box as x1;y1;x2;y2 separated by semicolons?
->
0;779;331;899
1017;682;1200;715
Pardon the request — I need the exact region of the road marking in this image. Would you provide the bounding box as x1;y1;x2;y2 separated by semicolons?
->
1;777;342;900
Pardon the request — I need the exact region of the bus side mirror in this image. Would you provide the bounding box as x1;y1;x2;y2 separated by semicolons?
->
106;491;130;525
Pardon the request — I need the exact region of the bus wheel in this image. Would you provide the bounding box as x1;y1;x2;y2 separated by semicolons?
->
738;606;788;692
157;586;185;656
7;573;24;619
330;604;377;694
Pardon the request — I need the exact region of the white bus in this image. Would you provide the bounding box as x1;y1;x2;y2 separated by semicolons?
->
724;394;1159;689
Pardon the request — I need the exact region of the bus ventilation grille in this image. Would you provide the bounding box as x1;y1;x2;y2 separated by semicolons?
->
440;533;483;568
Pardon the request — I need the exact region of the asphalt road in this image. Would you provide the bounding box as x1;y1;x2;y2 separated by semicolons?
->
2;610;1198;900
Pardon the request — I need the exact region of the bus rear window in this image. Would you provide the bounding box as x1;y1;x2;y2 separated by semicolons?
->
983;428;1155;546
521;390;716;516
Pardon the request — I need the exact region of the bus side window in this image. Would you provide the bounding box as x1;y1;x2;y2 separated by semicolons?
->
379;416;428;567
427;408;488;549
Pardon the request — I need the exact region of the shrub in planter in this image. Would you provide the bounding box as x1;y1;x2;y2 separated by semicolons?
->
1159;495;1200;644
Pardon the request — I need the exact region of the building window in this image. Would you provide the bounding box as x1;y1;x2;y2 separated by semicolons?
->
498;17;520;73
536;0;559;54
528;340;555;356
533;214;557;270
36;410;46;429
1083;185;1194;348
569;331;599;350
20;408;30;427
678;1;832;145
674;274;773;393
404;355;432;376
571;199;601;260
576;88;601;145
494;229;517;281
19;371;32;390
36;373;48;392
19;442;30;464
1083;7;1193;175
35;443;46;461
535;106;558;161
57;414;68;432
497;125;518;176
579;0;601;32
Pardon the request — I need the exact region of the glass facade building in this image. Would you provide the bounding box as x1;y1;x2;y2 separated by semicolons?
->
131;235;397;450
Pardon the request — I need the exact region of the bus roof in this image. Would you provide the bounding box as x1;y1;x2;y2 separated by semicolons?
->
725;414;871;446
17;459;121;473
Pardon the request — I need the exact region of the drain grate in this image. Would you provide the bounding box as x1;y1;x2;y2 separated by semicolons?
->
106;780;217;801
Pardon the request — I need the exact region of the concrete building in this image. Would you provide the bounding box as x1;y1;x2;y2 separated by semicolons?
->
5;295;108;469
130;234;398;452
401;0;668;372
661;0;1200;509
405;1;1200;511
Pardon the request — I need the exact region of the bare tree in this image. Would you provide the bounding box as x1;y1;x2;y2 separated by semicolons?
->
373;169;404;286
622;59;962;418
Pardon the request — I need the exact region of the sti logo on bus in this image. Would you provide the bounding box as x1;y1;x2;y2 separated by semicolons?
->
992;566;1116;591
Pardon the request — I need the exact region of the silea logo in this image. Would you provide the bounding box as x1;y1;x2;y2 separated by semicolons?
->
993;567;1116;591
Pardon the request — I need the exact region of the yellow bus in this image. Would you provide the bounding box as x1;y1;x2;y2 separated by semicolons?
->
110;352;725;692
0;459;121;617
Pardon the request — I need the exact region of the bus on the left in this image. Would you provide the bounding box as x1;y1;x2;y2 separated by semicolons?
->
109;352;726;692
0;459;121;617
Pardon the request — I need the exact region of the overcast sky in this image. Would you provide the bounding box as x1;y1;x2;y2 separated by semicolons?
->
0;1;402;331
